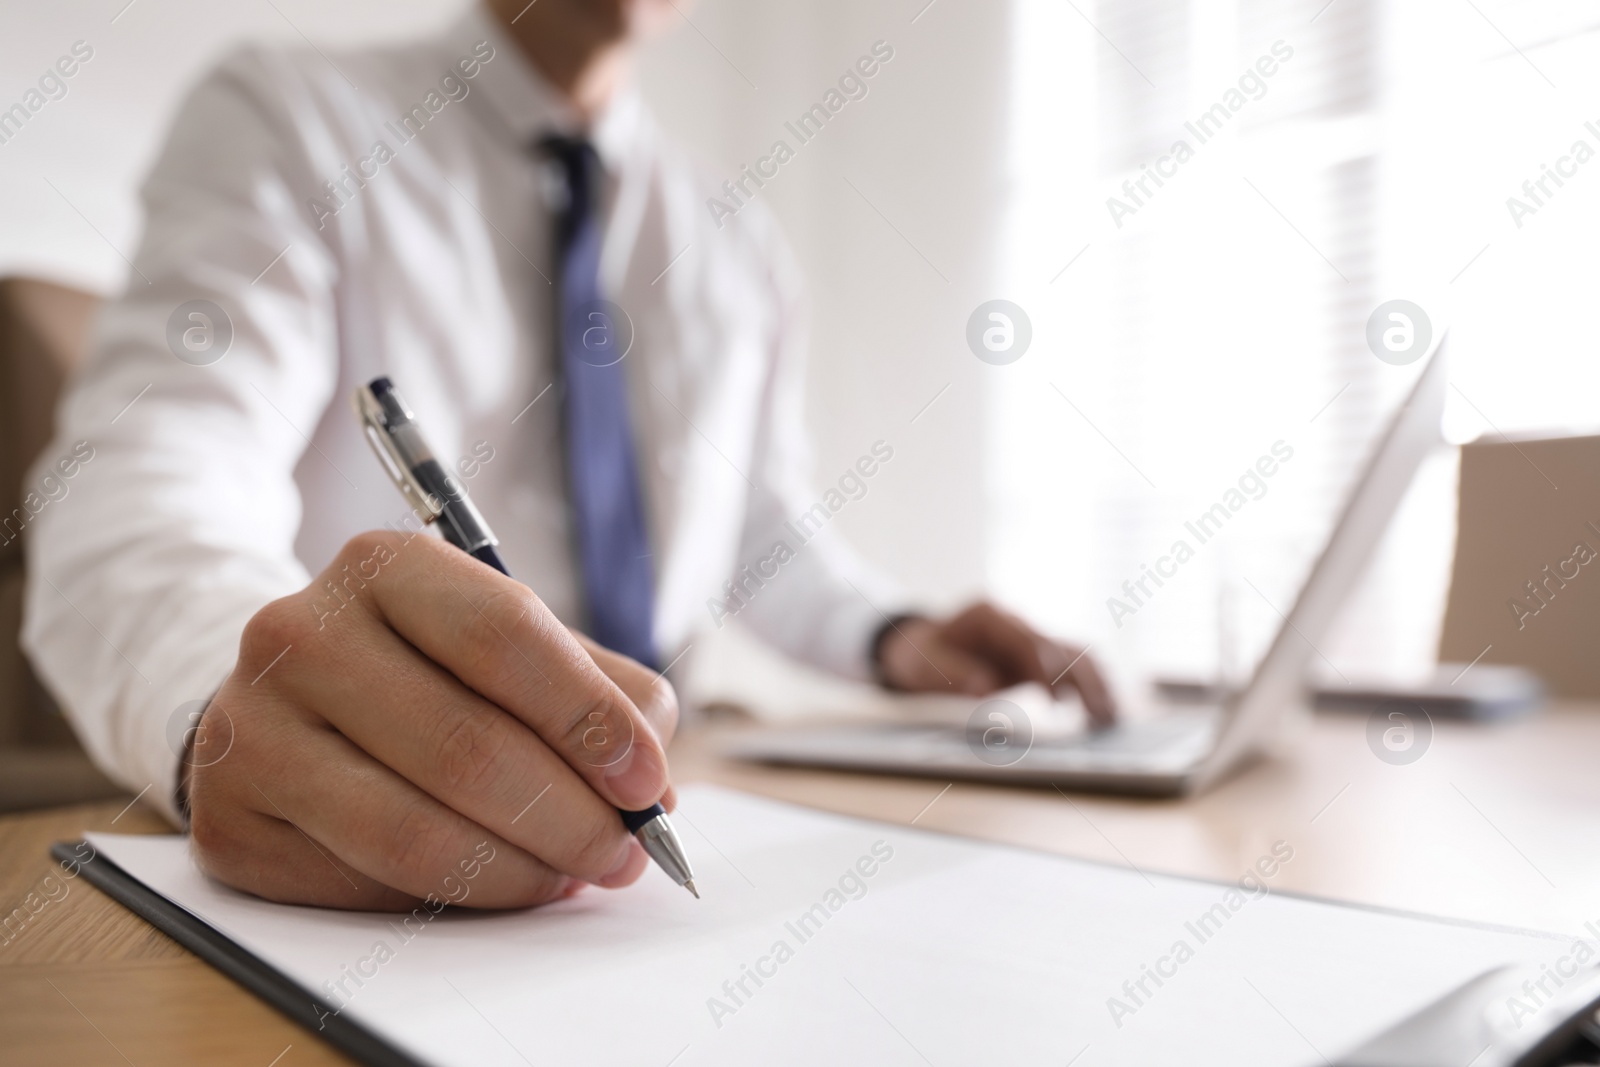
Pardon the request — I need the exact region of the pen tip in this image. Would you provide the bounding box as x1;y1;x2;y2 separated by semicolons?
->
685;879;700;899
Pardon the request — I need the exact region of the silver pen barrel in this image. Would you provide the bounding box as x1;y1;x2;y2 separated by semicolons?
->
634;815;698;898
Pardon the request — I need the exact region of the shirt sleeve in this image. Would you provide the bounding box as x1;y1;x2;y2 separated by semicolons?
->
716;208;913;683
21;50;340;826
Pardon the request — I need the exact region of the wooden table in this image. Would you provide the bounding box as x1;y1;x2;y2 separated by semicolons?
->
4;702;1598;1065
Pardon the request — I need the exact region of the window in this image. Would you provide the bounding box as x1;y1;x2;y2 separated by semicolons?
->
993;0;1600;688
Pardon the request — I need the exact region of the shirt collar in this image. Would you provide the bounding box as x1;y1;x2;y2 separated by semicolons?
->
450;4;645;172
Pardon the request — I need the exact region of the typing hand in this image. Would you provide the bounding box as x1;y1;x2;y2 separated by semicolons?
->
875;602;1117;726
185;531;678;909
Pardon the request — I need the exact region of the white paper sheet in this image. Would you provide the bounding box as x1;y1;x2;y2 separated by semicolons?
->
87;785;1565;1066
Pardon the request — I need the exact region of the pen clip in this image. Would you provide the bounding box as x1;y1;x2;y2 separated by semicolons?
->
353;382;445;524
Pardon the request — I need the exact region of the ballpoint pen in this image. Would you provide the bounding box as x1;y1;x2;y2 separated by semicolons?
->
353;376;698;899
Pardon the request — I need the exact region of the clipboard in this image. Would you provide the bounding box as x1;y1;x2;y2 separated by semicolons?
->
48;786;1600;1067
50;840;425;1067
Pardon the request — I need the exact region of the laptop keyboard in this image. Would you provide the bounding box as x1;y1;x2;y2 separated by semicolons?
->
1046;716;1211;755
731;708;1223;779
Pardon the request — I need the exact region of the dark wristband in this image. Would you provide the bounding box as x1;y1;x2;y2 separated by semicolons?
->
869;612;924;690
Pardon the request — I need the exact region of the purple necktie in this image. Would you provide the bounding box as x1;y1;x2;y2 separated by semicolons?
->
542;135;657;668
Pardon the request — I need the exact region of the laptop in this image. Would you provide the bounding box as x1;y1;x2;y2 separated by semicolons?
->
732;338;1449;796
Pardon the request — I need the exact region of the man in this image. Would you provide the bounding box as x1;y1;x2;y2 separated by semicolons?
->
23;0;1112;910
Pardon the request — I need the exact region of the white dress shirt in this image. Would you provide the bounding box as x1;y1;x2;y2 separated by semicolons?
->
21;6;901;825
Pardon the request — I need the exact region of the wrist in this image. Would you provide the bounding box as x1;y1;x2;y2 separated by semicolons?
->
174;692;221;832
869;612;925;690
176;740;195;831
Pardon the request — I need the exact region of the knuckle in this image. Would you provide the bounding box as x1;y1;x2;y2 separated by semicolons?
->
596;645;655;689
558;692;633;769
238;595;307;663
638;678;679;744
455;587;535;679
384;801;458;883
335;529;394;570
433;707;510;794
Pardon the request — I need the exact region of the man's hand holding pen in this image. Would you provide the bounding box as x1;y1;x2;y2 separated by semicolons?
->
184;531;678;910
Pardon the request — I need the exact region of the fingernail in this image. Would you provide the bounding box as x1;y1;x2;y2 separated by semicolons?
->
603;743;666;809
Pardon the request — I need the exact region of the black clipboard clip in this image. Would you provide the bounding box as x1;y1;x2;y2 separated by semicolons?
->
1336;961;1600;1067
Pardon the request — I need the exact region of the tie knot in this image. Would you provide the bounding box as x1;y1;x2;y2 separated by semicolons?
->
539;134;599;187
538;134;601;238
